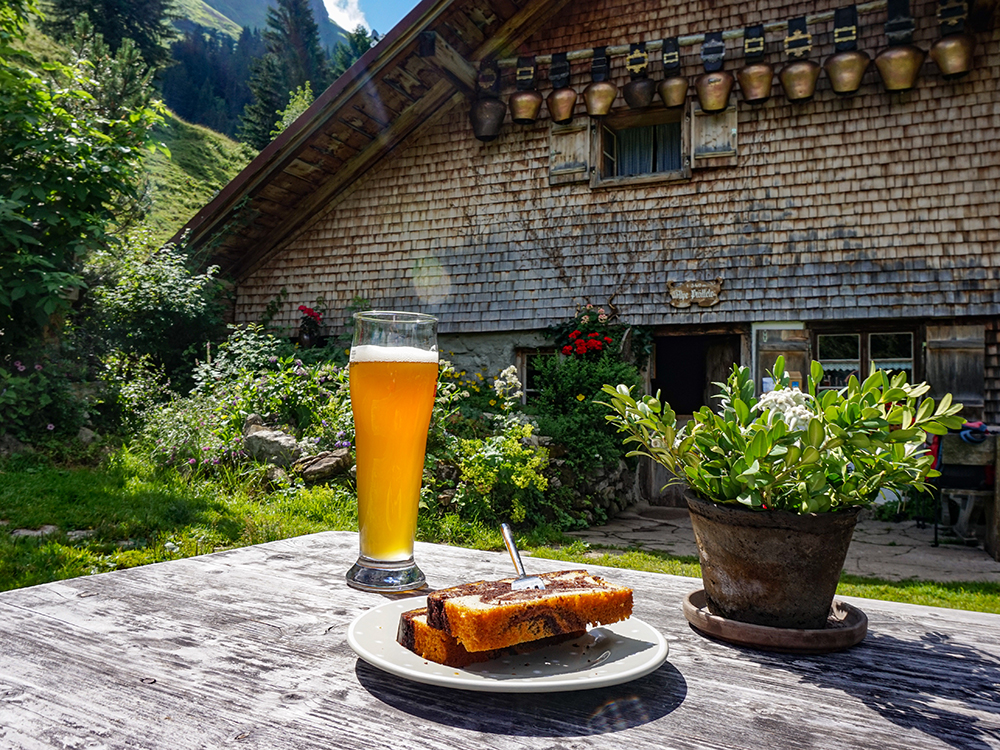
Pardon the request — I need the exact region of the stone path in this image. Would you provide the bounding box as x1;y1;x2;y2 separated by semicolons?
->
567;503;1000;583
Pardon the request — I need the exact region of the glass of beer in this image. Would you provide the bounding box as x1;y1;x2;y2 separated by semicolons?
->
345;311;438;592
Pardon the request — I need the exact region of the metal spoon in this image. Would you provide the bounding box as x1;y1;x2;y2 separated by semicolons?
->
500;523;546;590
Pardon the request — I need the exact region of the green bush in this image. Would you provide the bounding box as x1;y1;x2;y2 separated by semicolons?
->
530;354;643;472
0;346;89;441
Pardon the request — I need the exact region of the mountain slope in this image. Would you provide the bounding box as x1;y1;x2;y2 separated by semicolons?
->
175;0;348;49
144;112;254;245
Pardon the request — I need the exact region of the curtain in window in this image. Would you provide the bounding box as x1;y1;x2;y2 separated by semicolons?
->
655;123;682;172
617;126;653;176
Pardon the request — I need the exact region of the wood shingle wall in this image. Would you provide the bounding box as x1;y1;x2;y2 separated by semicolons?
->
234;0;999;343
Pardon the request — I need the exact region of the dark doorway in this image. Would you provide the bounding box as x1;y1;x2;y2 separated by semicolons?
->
651;335;742;415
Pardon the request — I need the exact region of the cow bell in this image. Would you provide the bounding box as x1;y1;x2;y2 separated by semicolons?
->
694;70;734;113
583;81;618;117
779;60;820;102
823;50;871;95
470;96;507;141
737;63;774;104
930;32;976;78
658;76;688;108
874;44;925;91
622;78;657;109
547;87;578;124
509;90;543;124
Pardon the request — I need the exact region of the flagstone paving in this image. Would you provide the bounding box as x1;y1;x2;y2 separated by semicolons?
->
566;504;1000;583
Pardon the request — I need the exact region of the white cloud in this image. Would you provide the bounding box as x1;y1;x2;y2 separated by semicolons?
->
323;0;369;31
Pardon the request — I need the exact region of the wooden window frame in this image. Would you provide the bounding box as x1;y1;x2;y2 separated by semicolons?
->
590;105;691;189
514;347;556;404
810;324;923;389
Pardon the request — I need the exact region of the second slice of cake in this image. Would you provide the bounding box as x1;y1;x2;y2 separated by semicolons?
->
425;569;633;653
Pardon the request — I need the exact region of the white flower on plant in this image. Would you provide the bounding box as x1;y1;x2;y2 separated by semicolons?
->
755;388;816;432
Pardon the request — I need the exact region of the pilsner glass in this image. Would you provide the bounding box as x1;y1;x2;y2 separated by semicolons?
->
345;311;438;592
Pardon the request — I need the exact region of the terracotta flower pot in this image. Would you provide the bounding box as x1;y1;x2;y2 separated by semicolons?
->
686;492;861;629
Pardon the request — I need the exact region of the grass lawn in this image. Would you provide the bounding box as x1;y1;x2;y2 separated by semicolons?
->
2;450;999;616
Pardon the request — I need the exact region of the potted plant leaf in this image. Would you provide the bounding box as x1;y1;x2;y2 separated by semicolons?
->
601;357;964;633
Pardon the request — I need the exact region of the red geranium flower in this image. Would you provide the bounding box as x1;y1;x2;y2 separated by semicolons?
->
561;345;573;355
588;332;600;338
604;336;613;343
569;330;581;340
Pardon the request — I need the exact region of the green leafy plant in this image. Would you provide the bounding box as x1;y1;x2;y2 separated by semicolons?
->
602;356;965;513
0;349;88;440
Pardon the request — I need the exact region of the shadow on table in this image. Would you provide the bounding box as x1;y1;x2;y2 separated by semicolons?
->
734;629;1000;750
355;659;687;736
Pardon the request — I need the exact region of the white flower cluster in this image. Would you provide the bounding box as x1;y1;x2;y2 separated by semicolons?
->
755;387;816;432
493;365;524;402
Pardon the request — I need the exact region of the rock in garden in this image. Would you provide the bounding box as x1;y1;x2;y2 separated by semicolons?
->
244;429;302;467
292;449;351;482
264;464;289;489
0;434;32;456
11;525;60;538
242;414;266;437
77;427;97;444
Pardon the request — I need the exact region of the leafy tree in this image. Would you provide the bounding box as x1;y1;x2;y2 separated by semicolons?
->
271;81;314;137
0;0;162;354
330;24;373;78
40;0;178;69
238;0;330;149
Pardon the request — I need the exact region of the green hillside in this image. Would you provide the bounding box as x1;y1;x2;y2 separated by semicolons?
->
143;112;254;245
173;0;348;49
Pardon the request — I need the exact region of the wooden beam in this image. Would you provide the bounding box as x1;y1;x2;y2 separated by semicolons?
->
227;82;466;281
417;31;477;91
473;0;576;61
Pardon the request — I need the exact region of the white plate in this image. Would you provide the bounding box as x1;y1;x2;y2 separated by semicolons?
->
347;598;669;693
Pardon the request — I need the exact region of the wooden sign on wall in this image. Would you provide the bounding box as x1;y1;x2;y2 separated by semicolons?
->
668;277;723;307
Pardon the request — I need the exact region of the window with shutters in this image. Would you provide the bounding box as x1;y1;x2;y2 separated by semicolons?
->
591;108;690;187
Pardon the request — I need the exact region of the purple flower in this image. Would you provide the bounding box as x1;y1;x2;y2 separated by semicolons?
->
268;356;277;364
46;423;55;430
16;364;26;372
13;361;21;367
188;458;196;465
34;364;42;371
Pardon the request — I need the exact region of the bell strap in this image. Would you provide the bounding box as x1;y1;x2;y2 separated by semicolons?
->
833;6;860;52
701;32;726;72
784;17;813;59
590;47;610;82
626;42;650;79
515;56;536;91
938;0;968;33
885;0;916;44
477;58;500;96
549;51;570;89
743;24;765;62
662;36;681;75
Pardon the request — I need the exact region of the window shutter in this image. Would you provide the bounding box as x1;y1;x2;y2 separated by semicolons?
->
691;102;737;168
925;324;985;421
549;122;590;185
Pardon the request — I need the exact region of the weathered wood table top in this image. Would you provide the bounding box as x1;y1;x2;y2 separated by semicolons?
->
1;531;998;749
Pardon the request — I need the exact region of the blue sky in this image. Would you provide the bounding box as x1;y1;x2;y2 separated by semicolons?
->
323;0;418;36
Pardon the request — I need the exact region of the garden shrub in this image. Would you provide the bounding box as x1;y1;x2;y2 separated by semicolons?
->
530;354;643;472
0;346;89;441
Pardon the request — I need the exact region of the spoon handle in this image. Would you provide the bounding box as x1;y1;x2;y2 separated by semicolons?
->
500;523;527;578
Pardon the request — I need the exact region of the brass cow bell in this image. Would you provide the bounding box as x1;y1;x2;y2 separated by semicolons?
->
824;51;871;94
658;76;689;107
658;37;688;108
622;43;656;109
696;32;733;113
583;47;617;117
930;0;976;78
509;56;543;124
469;59;506;142
547;52;577;124
736;25;773;104
780;17;820;102
874;44;925;90
930;32;976;78
875;0;925;91
780;60;821;101
823;6;870;96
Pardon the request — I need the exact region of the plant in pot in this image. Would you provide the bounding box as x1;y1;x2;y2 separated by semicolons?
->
297;304;323;349
601;357;964;639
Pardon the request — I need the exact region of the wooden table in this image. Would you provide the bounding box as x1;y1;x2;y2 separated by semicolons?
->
1;531;999;749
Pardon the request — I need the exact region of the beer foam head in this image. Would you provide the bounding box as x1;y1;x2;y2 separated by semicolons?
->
350;344;439;364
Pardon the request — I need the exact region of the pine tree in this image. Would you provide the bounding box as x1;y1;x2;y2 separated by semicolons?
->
238;0;330;149
41;0;177;69
330;24;374;78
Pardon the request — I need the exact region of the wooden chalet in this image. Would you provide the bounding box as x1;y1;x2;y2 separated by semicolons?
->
179;0;1000;434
